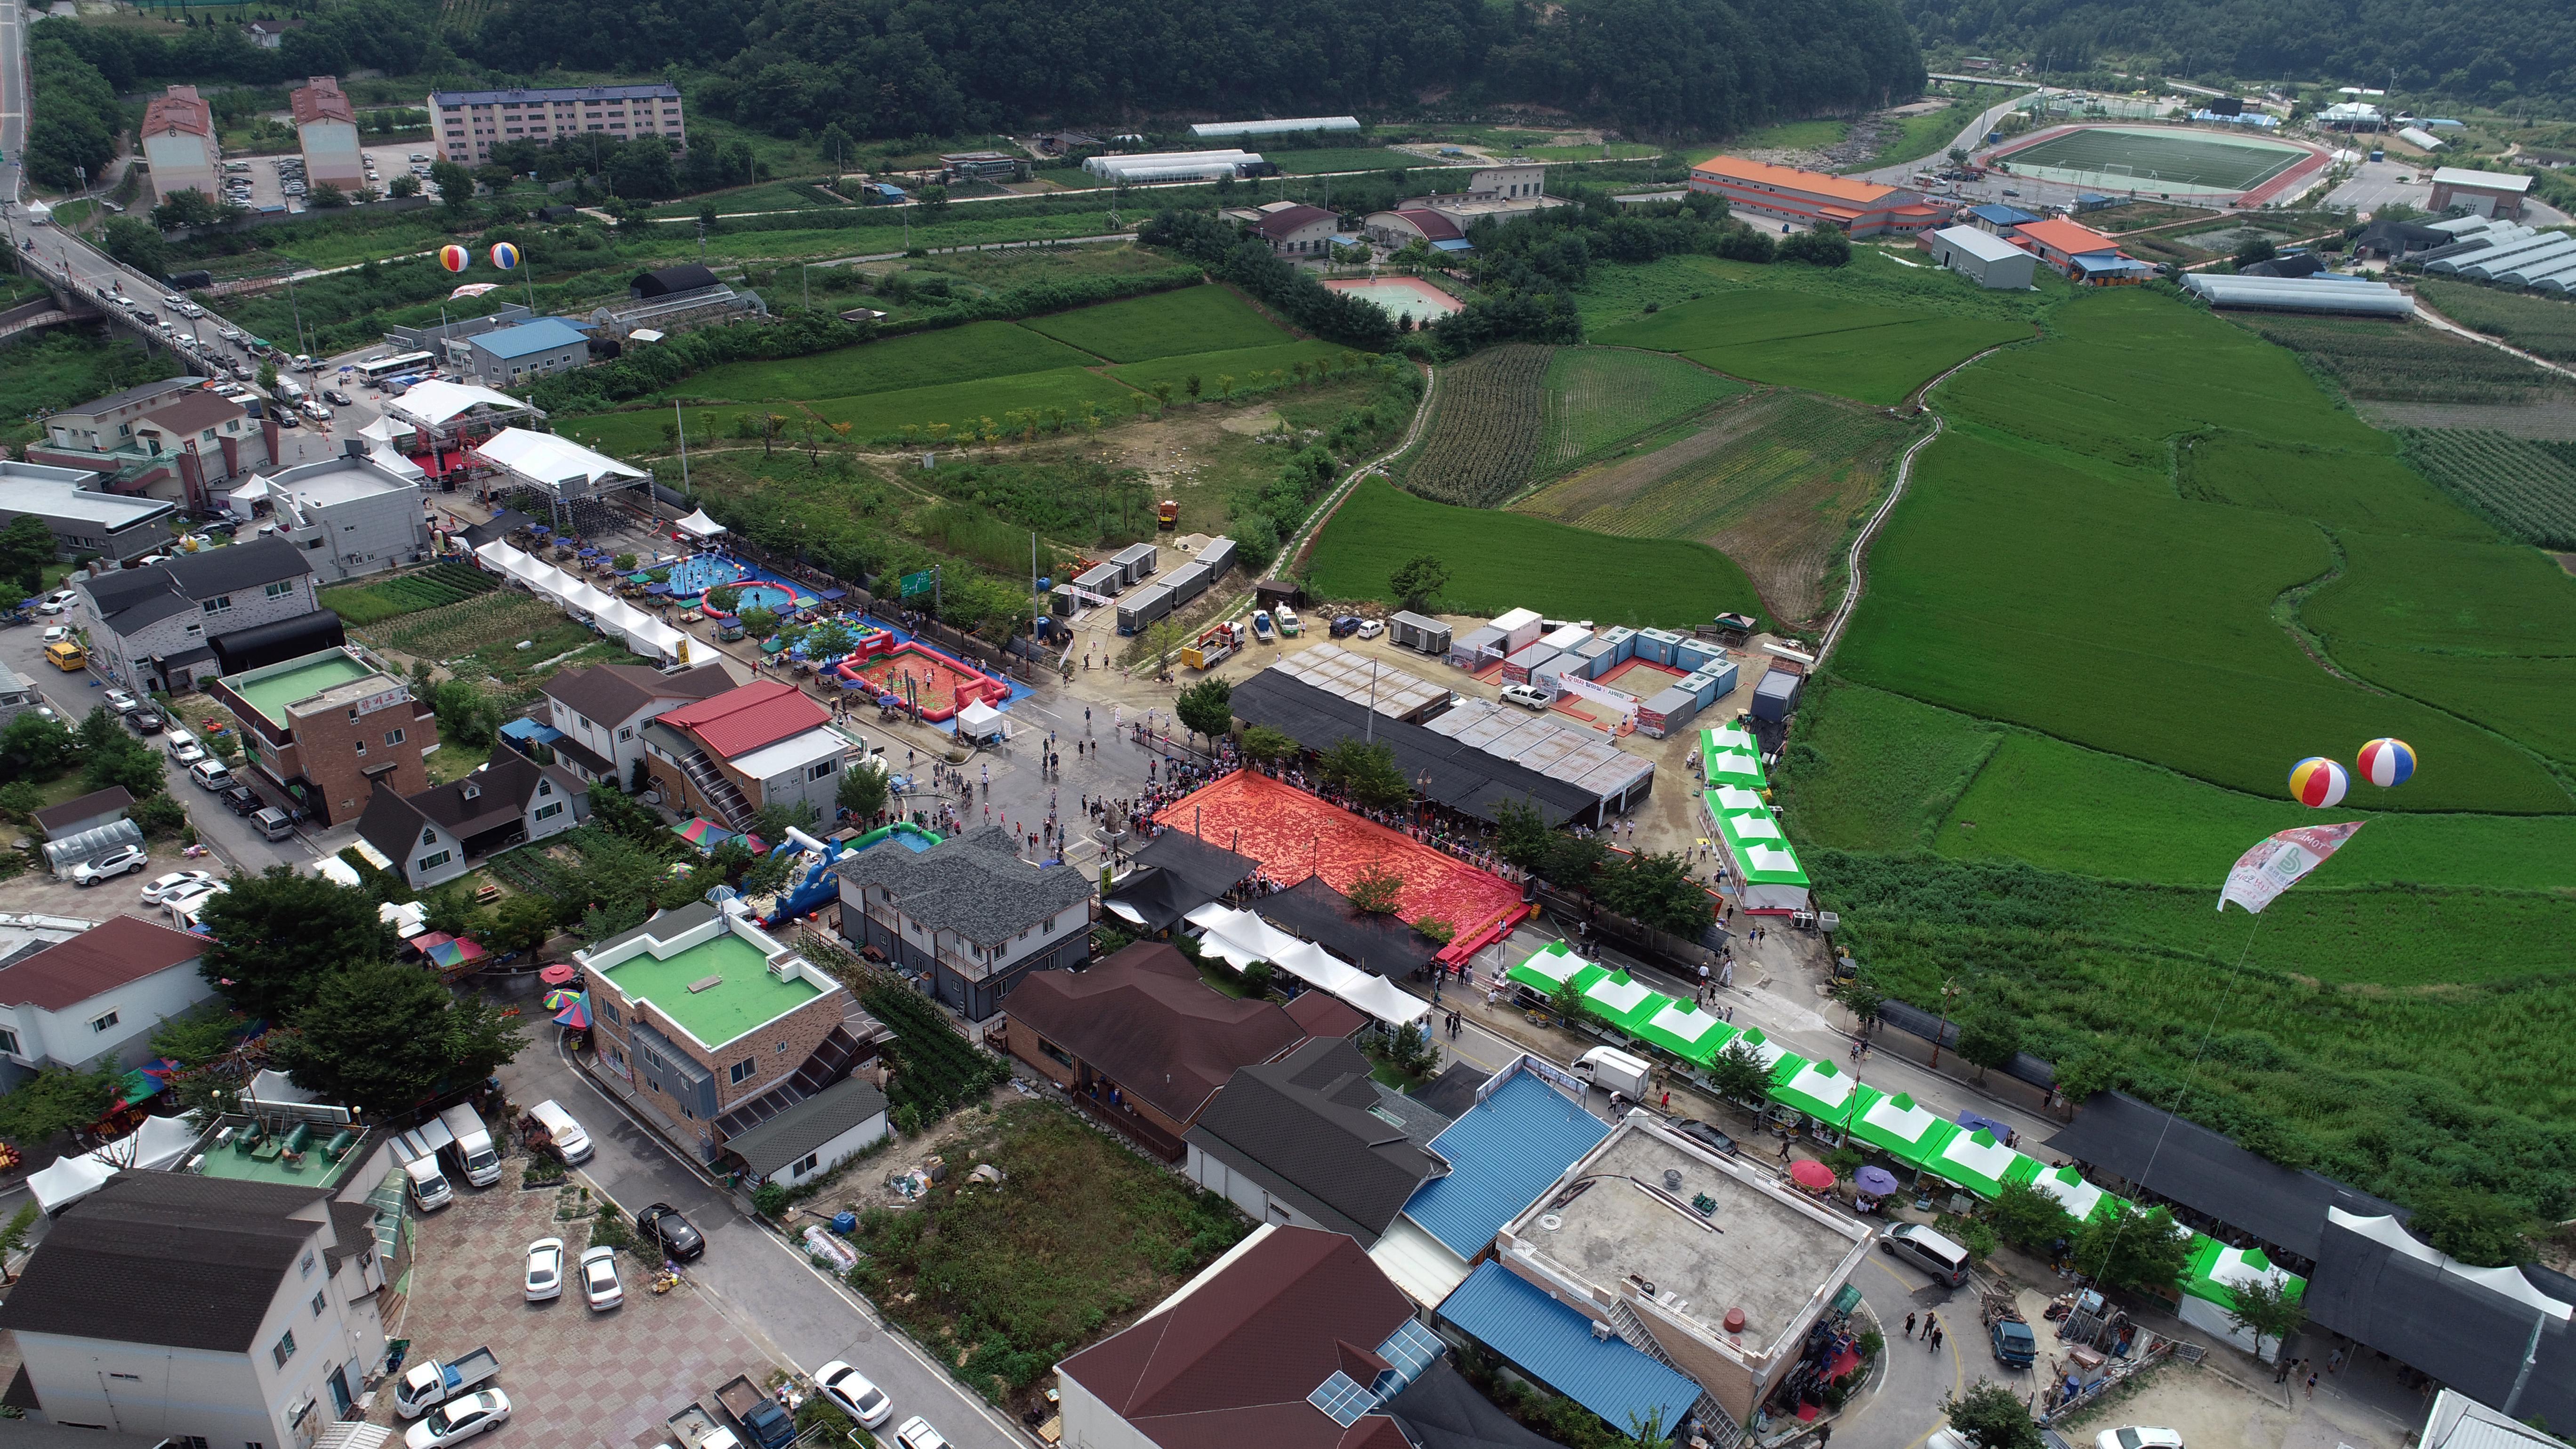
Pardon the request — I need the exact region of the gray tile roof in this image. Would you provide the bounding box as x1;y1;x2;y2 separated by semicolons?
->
541;660;734;729
585;899;721;958
1183;1038;1445;1246
721;1075;888;1175
834;826;1095;945
0;1172;333;1352
83;535;313;638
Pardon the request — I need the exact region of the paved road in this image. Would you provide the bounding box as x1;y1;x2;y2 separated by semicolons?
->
498;1035;1029;1449
1855;92;2046;188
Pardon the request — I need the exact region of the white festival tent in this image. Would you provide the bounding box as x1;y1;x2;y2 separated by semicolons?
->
675;509;728;540
476;540;691;665
1183;904;1432;1030
28;1114;203;1213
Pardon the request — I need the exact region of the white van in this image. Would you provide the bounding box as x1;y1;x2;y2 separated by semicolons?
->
276;378;307;404
439;1102;503;1187
394;1130;453;1210
1881;1222;1972;1287
529;1099;593;1164
1573;1045;1654;1101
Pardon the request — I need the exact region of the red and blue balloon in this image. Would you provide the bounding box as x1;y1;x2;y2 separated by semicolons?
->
2287;738;2418;807
2355;737;2415;788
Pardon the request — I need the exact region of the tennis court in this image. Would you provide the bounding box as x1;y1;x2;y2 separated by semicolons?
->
1993;126;2310;197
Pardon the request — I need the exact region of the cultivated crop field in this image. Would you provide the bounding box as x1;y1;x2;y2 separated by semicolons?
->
2416;278;2576;362
1307;479;1765;626
319;563;500;626
2401;429;2576;546
1514;390;1921;622
364;590;587;666
1110;339;1348;394
2232;313;2569;406
1400;344;1552;507
668;320;1098;402
1538;348;1747;471
1020;283;1288;361
1594;288;2026;405
2175;432;2495;540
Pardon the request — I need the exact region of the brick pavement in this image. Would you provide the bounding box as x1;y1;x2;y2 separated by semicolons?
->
378;1158;773;1449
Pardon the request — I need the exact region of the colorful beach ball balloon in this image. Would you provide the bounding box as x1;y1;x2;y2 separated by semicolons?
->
2289;757;2350;809
437;244;470;273
488;241;521;271
2356;737;2416;788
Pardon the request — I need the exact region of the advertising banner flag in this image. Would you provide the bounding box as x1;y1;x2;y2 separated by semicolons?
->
2219;821;2365;914
900;570;936;597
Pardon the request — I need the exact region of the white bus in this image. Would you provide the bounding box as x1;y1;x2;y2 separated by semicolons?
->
356;350;435;383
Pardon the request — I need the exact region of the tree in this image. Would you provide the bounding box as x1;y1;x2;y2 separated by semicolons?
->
1317;738;1411;810
2072;1201;2193;1293
2407;1187;2535;1267
1830;977;1883;1026
490;894;558;956
273;960;526;1115
2226;1275;2308;1363
827;755;889;821
258;360;279;392
1948;146;1970;164
1238;724;1297;765
388;173;422;198
1988;1177;2079;1251
151;186;227;229
308;180;349;209
0;1202;38;1282
1942;1379;2043;1449
1549;977;1587;1026
0;513;56;594
1388;554;1448;612
1174;677;1234;748
199;866;396;1021
2234;234;2278;267
1779;225;1852;267
1348;861;1404;914
101;217;173;278
1380;1021;1437;1077
1955;1009;2023;1083
1596;851;1712;936
1492;798;1554;870
81;716;167;798
429;159;475;216
738;605;780;637
0;1063;121;1143
1707;1038;1773;1118
0;713;76;779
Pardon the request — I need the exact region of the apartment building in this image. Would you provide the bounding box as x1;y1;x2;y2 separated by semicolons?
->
211;644;437;826
290;75;367;191
140;85;220;204
25;377;278;512
429;83;686;167
834;825;1095;1021
0;1173;387;1446
74;535;318;693
232;443;434;582
577;902;879;1163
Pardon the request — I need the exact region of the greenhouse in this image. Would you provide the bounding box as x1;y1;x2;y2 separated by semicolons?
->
2182;274;2415;316
1189;116;1360;139
1084;149;1265;183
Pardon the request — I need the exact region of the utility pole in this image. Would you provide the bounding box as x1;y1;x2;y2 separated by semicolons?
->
674;399;690;490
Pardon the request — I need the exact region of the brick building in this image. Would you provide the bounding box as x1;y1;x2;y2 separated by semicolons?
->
211;645;435;826
429;83;686;168
576;902;879;1163
1688;155;1948;238
27;378;279;514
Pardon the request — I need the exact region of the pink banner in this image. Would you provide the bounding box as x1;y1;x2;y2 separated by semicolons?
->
2219;821;2366;914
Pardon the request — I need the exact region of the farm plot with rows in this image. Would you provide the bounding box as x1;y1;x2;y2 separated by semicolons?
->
1307;478;1765;627
1514;389;1921;623
2232;313;2572;406
1398;344;1552;506
319;562;499;626
365;590;587;664
1538;348;1747;473
2402;429;2576;547
1019;284;1294;362
2416;278;2576;362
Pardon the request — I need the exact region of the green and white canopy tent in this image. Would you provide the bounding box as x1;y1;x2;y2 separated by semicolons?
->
1704;792;1812;912
1848;1089;1957;1169
1582;970;1667;1037
1634;998;1739;1065
2026;1164;2117;1224
1701;724;1765;783
2177;1236;2308;1362
1771;1056;1864;1130
1719;1025;1796;1075
1506;941;1595;996
1926;1127;2035;1199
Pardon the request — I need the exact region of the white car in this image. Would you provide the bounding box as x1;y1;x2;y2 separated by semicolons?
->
578;1245;622;1311
2097;1431;2186;1449
815;1361;894;1428
524;1237;565;1302
406;1389;510;1449
189;758;236;790
217;325;240;341
41;625;72;644
1500;683;1553;712
161;880;226;919
141;869;217;906
167;738;207;765
39;589;78;614
893;1417;948;1449
72;846;149;886
103;687;138;713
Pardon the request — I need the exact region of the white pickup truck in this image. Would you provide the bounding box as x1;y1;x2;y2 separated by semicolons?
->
396;1345;499;1418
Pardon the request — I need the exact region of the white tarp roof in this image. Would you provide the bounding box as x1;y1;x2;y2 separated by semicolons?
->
478;427;646;490
2328;1209;2574;1319
370;446;427;483
675;508;727;539
94;1113;200;1172
28;1153;116;1213
1183;904;1430;1028
378;899;428;938
955;700;1006;740
475;540;689;664
387;379;528;427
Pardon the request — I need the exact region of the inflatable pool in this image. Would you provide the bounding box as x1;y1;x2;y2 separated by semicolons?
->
834;640;1009;723
666;552;820;618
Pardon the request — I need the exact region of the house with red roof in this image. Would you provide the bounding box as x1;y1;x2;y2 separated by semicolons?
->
1227;201;1344;257
642;678;859;831
0;915;216;1088
1363;207;1470;250
2009;217;2154;285
1688;155;1949;238
290;76;366;191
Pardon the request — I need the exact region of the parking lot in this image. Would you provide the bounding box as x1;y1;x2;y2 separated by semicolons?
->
373;1154;777;1449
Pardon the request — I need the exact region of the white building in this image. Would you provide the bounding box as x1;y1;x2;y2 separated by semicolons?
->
0;460;178;564
140;86;219;205
237;444;434;582
537;659;739;789
354;751;592;890
0;915;218;1090
718;1075;890;1189
74;534;319;693
290;76;367;192
1924;225;2037;289
0;1173;389;1444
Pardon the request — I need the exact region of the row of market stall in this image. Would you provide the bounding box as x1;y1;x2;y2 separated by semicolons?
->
1700;724;1813;913
1504;939;2301;1350
475;539;692;666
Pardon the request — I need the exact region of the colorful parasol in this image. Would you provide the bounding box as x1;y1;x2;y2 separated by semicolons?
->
418;935;487;969
539;963;578;986
672;818;734;850
551;993;591;1030
543;988;584;1011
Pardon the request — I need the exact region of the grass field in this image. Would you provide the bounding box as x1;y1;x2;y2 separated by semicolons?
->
1577;251;2064;336
1538;348;1747;470
1775;676;2003;853
650;179;845;217
1307;478;1765;626
2175;433;2498;540
1514;389;1920;622
1270;147;1433;174
667;321;1098;403
1108;339;1348;394
809;367;1143;441
2400;430;2576;547
1995;125;2309;193
2416;278;2576;362
1019;284;1288;362
1593;287;2027;404
1704;120;1849;158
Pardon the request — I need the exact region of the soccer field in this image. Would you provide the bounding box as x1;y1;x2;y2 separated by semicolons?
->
1997;126;2307;195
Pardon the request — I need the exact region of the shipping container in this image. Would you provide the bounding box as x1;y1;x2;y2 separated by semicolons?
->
1117;583;1174;635
1112;542;1160;585
1635;684;1702;738
1633;628;1682;667
1073;564;1124;599
1450;624;1505;671
1490;607;1545;655
1391;611;1452;656
1674;637;1723;673
1752;668;1803;722
1598;626;1638;665
1198;536;1239;577
1162;561;1211;605
1502;641;1561;685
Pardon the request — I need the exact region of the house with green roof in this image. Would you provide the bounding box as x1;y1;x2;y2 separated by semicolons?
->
210;644;434;826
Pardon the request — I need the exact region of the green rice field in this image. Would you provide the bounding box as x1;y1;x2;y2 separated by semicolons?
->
1306;478;1763;626
1593;289;2027;405
1109;339;1348;394
1538;348;1747;469
666;321;1097;402
1020;284;1288;362
1994;125;2310;194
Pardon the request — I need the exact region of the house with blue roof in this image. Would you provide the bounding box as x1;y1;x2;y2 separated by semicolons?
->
1963;202;2041;236
1366;1056;1610;1309
460;317;592;387
1439;1261;1706;1440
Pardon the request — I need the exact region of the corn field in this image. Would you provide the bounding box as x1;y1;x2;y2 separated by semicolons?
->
1399;345;1552;507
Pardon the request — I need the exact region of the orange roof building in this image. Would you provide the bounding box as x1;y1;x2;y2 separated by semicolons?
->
2007;217;2152;285
1689;155;1949;238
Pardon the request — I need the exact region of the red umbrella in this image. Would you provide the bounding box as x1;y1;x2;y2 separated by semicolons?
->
539;964;577;986
1790;1159;1835;1191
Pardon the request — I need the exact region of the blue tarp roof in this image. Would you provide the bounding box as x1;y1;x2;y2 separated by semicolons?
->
473;317;590;360
1401;1069;1609;1258
1437;1262;1704;1437
500;717;564;744
1432;238;1475;252
1965;204;2039;226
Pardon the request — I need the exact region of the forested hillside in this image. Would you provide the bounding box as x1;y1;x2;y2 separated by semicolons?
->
1901;0;2572;109
465;0;1924;138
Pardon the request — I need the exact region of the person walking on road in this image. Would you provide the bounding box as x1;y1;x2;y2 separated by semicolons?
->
1904;1312;1917;1339
1931;1326;1944;1352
